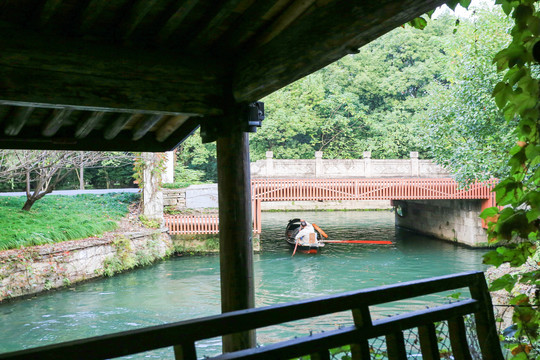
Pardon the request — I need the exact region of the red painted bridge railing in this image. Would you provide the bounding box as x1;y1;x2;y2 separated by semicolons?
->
166;178;497;235
251;178;496;201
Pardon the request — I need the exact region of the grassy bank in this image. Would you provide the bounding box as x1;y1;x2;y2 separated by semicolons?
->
0;193;139;250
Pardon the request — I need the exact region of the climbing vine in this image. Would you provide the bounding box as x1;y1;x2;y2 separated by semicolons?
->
409;0;540;356
133;152;167;191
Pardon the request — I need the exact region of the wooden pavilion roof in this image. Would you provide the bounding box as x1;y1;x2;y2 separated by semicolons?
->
0;0;446;152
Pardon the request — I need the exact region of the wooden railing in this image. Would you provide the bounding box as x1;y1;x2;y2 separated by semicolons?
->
0;271;503;360
251;178;495;201
165;214;219;234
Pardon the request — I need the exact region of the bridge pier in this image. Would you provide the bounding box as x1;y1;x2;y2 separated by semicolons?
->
393;200;489;247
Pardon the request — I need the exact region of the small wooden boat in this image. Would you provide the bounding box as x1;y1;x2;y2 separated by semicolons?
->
285;218;325;254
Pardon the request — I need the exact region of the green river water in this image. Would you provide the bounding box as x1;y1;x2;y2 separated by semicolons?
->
0;211;488;358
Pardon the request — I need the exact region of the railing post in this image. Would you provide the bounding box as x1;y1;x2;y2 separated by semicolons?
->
351;306;372;360
315;151;323;178
265;151;273;177
363;151;371;177
410;151;419;177
469;273;505;360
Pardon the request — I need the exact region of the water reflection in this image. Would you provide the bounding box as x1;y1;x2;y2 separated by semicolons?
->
0;211;487;358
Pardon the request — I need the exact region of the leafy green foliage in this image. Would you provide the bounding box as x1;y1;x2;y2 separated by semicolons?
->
0;193;139;250
417;5;516;185
469;0;540;357
251;21;453;160
175;130;217;183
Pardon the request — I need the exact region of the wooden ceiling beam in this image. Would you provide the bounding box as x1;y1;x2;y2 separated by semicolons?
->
0;26;226;116
233;0;446;102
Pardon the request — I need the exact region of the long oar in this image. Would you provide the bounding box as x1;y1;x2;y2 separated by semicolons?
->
292;238;299;257
321;240;393;245
312;223;328;238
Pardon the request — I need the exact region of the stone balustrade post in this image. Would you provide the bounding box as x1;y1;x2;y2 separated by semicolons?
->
410;151;419;177
363;151;372;177
265;151;273;177
315;151;323;178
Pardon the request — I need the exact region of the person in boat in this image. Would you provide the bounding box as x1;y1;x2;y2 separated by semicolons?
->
295;219;318;245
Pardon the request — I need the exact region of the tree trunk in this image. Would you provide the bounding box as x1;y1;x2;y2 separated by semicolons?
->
79;164;85;190
22;198;36;211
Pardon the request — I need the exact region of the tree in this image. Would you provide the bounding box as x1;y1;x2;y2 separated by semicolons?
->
0;150;132;211
417;5;515;184
251;18;453;161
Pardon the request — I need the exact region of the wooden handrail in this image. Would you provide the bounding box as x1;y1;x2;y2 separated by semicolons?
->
0;271;503;360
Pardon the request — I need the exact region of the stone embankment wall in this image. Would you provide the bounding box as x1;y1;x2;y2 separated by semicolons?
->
251;151;450;179
0;228;172;302
393;199;488;247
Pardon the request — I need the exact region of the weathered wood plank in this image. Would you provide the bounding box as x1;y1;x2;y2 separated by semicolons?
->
0;27;225;116
233;0;447;102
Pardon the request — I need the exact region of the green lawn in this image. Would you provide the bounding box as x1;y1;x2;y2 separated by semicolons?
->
0;193;140;250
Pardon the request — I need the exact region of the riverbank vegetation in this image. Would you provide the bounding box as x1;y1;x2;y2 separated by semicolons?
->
0;193;139;251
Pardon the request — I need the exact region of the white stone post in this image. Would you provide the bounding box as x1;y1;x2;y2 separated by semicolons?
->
363;151;372;177
410;151;419;177
265;151;273;177
142;152;164;225
315;151;323;178
162;151;175;184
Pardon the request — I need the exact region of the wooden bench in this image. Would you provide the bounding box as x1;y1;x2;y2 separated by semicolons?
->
0;271;503;360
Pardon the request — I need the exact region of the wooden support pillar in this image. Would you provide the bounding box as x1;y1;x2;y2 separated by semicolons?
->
217;130;256;353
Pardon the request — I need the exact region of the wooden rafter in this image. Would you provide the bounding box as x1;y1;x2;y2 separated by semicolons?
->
75;111;105;139
4;106;34;136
